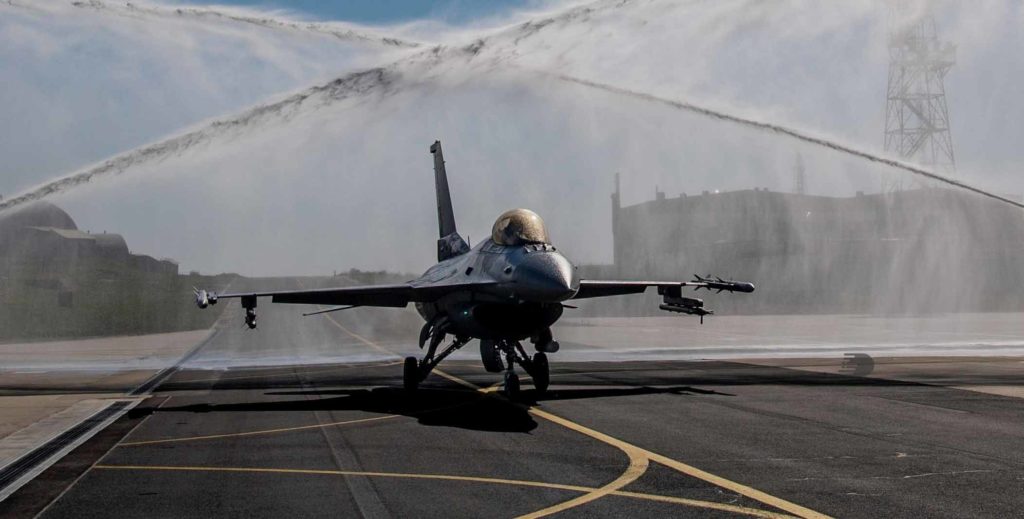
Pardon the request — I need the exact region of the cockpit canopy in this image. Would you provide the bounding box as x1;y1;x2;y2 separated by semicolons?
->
491;208;550;246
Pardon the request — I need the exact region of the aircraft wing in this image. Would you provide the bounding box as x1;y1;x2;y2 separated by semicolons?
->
194;279;500;328
572;277;754;323
573;280;667;299
573;278;755;299
216;284;414;307
205;280;499;308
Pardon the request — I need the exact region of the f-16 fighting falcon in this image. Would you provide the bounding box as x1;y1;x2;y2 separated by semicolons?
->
195;141;754;396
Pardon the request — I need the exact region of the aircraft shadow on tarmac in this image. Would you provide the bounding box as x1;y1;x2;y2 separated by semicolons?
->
150;384;729;434
158;387;539;433
122;361;987;434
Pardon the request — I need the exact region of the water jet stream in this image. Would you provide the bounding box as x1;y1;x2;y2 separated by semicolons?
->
0;67;399;213
0;0;638;213
553;74;1024;210
3;0;1021;216
5;66;1022;215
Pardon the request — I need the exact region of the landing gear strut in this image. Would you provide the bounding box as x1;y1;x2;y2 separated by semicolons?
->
531;352;549;393
403;335;470;392
403;357;419;392
504;370;520;398
242;296;257;329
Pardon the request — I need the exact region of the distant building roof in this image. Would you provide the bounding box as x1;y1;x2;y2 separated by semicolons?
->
26;226;94;240
93;233;129;254
1;202;173;275
0;202;77;232
21;227;131;257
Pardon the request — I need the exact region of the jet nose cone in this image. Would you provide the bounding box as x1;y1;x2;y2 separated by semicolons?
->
514;252;579;302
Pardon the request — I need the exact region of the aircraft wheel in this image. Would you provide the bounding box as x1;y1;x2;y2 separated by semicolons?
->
403;357;420;392
504;371;520;399
531;352;550;394
480;340;505;373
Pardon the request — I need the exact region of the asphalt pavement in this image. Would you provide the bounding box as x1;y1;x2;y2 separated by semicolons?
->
5;290;1024;518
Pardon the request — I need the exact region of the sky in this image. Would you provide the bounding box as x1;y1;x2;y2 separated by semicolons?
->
2;0;1022;276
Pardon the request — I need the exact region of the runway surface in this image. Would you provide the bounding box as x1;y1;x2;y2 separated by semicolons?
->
4;287;1024;518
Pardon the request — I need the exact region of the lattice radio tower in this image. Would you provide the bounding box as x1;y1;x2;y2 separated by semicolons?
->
884;7;957;184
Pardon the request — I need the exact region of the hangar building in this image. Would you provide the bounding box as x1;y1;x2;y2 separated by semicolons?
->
609;184;1024;314
0;202;177;279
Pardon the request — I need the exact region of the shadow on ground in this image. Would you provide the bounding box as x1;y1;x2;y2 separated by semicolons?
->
150;381;738;434
154;387;540;433
134;360;954;434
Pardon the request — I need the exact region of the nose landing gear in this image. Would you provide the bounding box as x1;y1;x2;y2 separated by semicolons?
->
489;340;550;398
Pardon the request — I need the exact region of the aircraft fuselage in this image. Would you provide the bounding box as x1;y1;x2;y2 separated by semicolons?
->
414;238;578;340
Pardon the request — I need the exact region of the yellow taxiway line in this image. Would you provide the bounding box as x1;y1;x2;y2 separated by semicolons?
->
92;464;792;519
320;314;831;519
119;415;400;447
101;308;825;518
518;450;649;519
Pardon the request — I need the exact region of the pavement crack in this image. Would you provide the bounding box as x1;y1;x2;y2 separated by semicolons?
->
788;469;1000;482
298;367;391;519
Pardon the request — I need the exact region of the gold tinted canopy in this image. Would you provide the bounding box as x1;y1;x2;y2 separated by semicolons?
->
491;209;550;246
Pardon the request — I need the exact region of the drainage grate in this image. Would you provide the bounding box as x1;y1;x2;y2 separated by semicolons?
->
0;401;130;491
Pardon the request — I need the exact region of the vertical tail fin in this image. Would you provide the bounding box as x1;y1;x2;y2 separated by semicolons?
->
430;140;457;238
429;140;469;261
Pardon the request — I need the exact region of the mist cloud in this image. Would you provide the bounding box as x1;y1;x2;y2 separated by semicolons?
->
3;0;1023;277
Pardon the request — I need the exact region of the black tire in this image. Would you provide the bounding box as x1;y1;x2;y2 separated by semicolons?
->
504;371;520;398
533;328;553;351
480;340;505;373
531;352;550;394
403;357;420;392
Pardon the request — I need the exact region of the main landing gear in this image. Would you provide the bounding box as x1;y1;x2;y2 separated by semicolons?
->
405;320;554;398
404;335;470;392
242;296;257;329
405;337;552;399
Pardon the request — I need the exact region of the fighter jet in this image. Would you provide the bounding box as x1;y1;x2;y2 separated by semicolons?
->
195;141;754;396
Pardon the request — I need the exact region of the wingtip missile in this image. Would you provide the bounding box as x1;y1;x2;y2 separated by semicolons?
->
193;288;219;309
690;275;754;293
193;288;209;309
